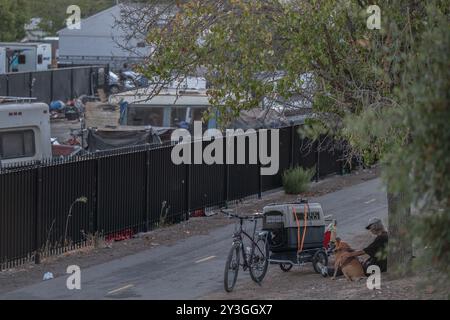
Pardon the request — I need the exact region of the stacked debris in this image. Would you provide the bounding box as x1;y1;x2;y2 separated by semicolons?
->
84;101;170;152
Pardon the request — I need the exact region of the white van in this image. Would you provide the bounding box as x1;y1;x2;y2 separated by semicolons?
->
0;99;52;166
0;42;52;74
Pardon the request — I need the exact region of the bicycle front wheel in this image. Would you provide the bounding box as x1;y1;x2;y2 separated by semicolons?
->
249;237;269;284
224;243;241;292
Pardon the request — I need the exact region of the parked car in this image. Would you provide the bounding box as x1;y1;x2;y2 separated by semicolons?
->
120;71;149;88
108;71;122;94
108;71;149;94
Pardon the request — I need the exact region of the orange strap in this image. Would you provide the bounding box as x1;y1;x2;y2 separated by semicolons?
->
293;204;309;254
300;204;309;252
293;207;301;253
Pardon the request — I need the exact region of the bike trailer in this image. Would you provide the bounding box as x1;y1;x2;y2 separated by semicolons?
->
263;200;326;253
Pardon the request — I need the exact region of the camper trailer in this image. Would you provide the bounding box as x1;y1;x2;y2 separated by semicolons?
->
0;98;52;166
108;78;216;130
0;42;52;74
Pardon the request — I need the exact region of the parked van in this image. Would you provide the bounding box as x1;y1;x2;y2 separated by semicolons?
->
0;42;52;74
0;98;52;166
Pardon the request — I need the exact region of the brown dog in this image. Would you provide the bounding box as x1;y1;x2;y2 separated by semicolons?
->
332;239;366;281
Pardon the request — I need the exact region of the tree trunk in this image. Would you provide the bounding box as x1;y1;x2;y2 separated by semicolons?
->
387;192;413;277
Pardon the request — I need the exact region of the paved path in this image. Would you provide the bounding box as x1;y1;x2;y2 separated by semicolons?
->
0;179;387;300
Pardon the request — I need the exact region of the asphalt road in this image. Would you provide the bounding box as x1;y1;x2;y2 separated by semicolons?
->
0;178;387;300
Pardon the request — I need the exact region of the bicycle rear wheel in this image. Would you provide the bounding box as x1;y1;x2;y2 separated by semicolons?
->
249;237;269;284
224;243;241;292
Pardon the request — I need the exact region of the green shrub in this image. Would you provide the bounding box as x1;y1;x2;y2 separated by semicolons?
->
282;167;315;195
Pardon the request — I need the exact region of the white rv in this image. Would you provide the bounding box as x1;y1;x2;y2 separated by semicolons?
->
0;98;52;166
0;42;52;74
108;77;216;129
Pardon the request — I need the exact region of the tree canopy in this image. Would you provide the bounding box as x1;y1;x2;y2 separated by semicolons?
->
0;0;29;41
121;0;449;282
25;0;116;34
0;0;117;41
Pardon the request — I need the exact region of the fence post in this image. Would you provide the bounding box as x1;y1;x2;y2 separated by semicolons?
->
144;150;151;232
103;64;110;95
94;159;100;234
34;167;43;265
50;71;54;102
89;67;93;96
185;162;191;220
223;137;229;204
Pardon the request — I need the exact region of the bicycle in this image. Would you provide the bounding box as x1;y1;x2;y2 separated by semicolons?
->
222;209;269;293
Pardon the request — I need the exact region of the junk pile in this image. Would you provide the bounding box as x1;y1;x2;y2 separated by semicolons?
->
49;95;98;157
49;95;97;121
84;101;169;152
50;96;170;155
87;129;163;152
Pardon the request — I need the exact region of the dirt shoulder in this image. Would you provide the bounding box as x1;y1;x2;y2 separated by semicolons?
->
0;167;380;295
202;232;448;300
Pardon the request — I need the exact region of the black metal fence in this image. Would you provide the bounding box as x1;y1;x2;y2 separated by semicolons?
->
0;66;109;104
0;126;345;269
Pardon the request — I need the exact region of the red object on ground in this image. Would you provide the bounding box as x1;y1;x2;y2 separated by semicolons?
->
106;229;134;242
191;209;206;218
323;231;331;248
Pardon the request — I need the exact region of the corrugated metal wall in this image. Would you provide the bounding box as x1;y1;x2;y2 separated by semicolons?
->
0;66;108;104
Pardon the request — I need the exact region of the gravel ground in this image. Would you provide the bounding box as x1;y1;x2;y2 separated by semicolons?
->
0;167;382;295
202;232;449;300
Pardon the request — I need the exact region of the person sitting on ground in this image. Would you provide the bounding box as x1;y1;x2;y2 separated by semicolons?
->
320;217;388;278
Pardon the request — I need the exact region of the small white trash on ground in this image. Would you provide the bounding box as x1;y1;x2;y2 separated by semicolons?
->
43;272;54;281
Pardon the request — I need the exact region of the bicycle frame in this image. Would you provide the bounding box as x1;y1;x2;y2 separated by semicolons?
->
231;217;268;271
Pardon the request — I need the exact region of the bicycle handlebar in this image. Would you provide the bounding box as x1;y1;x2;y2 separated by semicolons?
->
221;210;264;220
